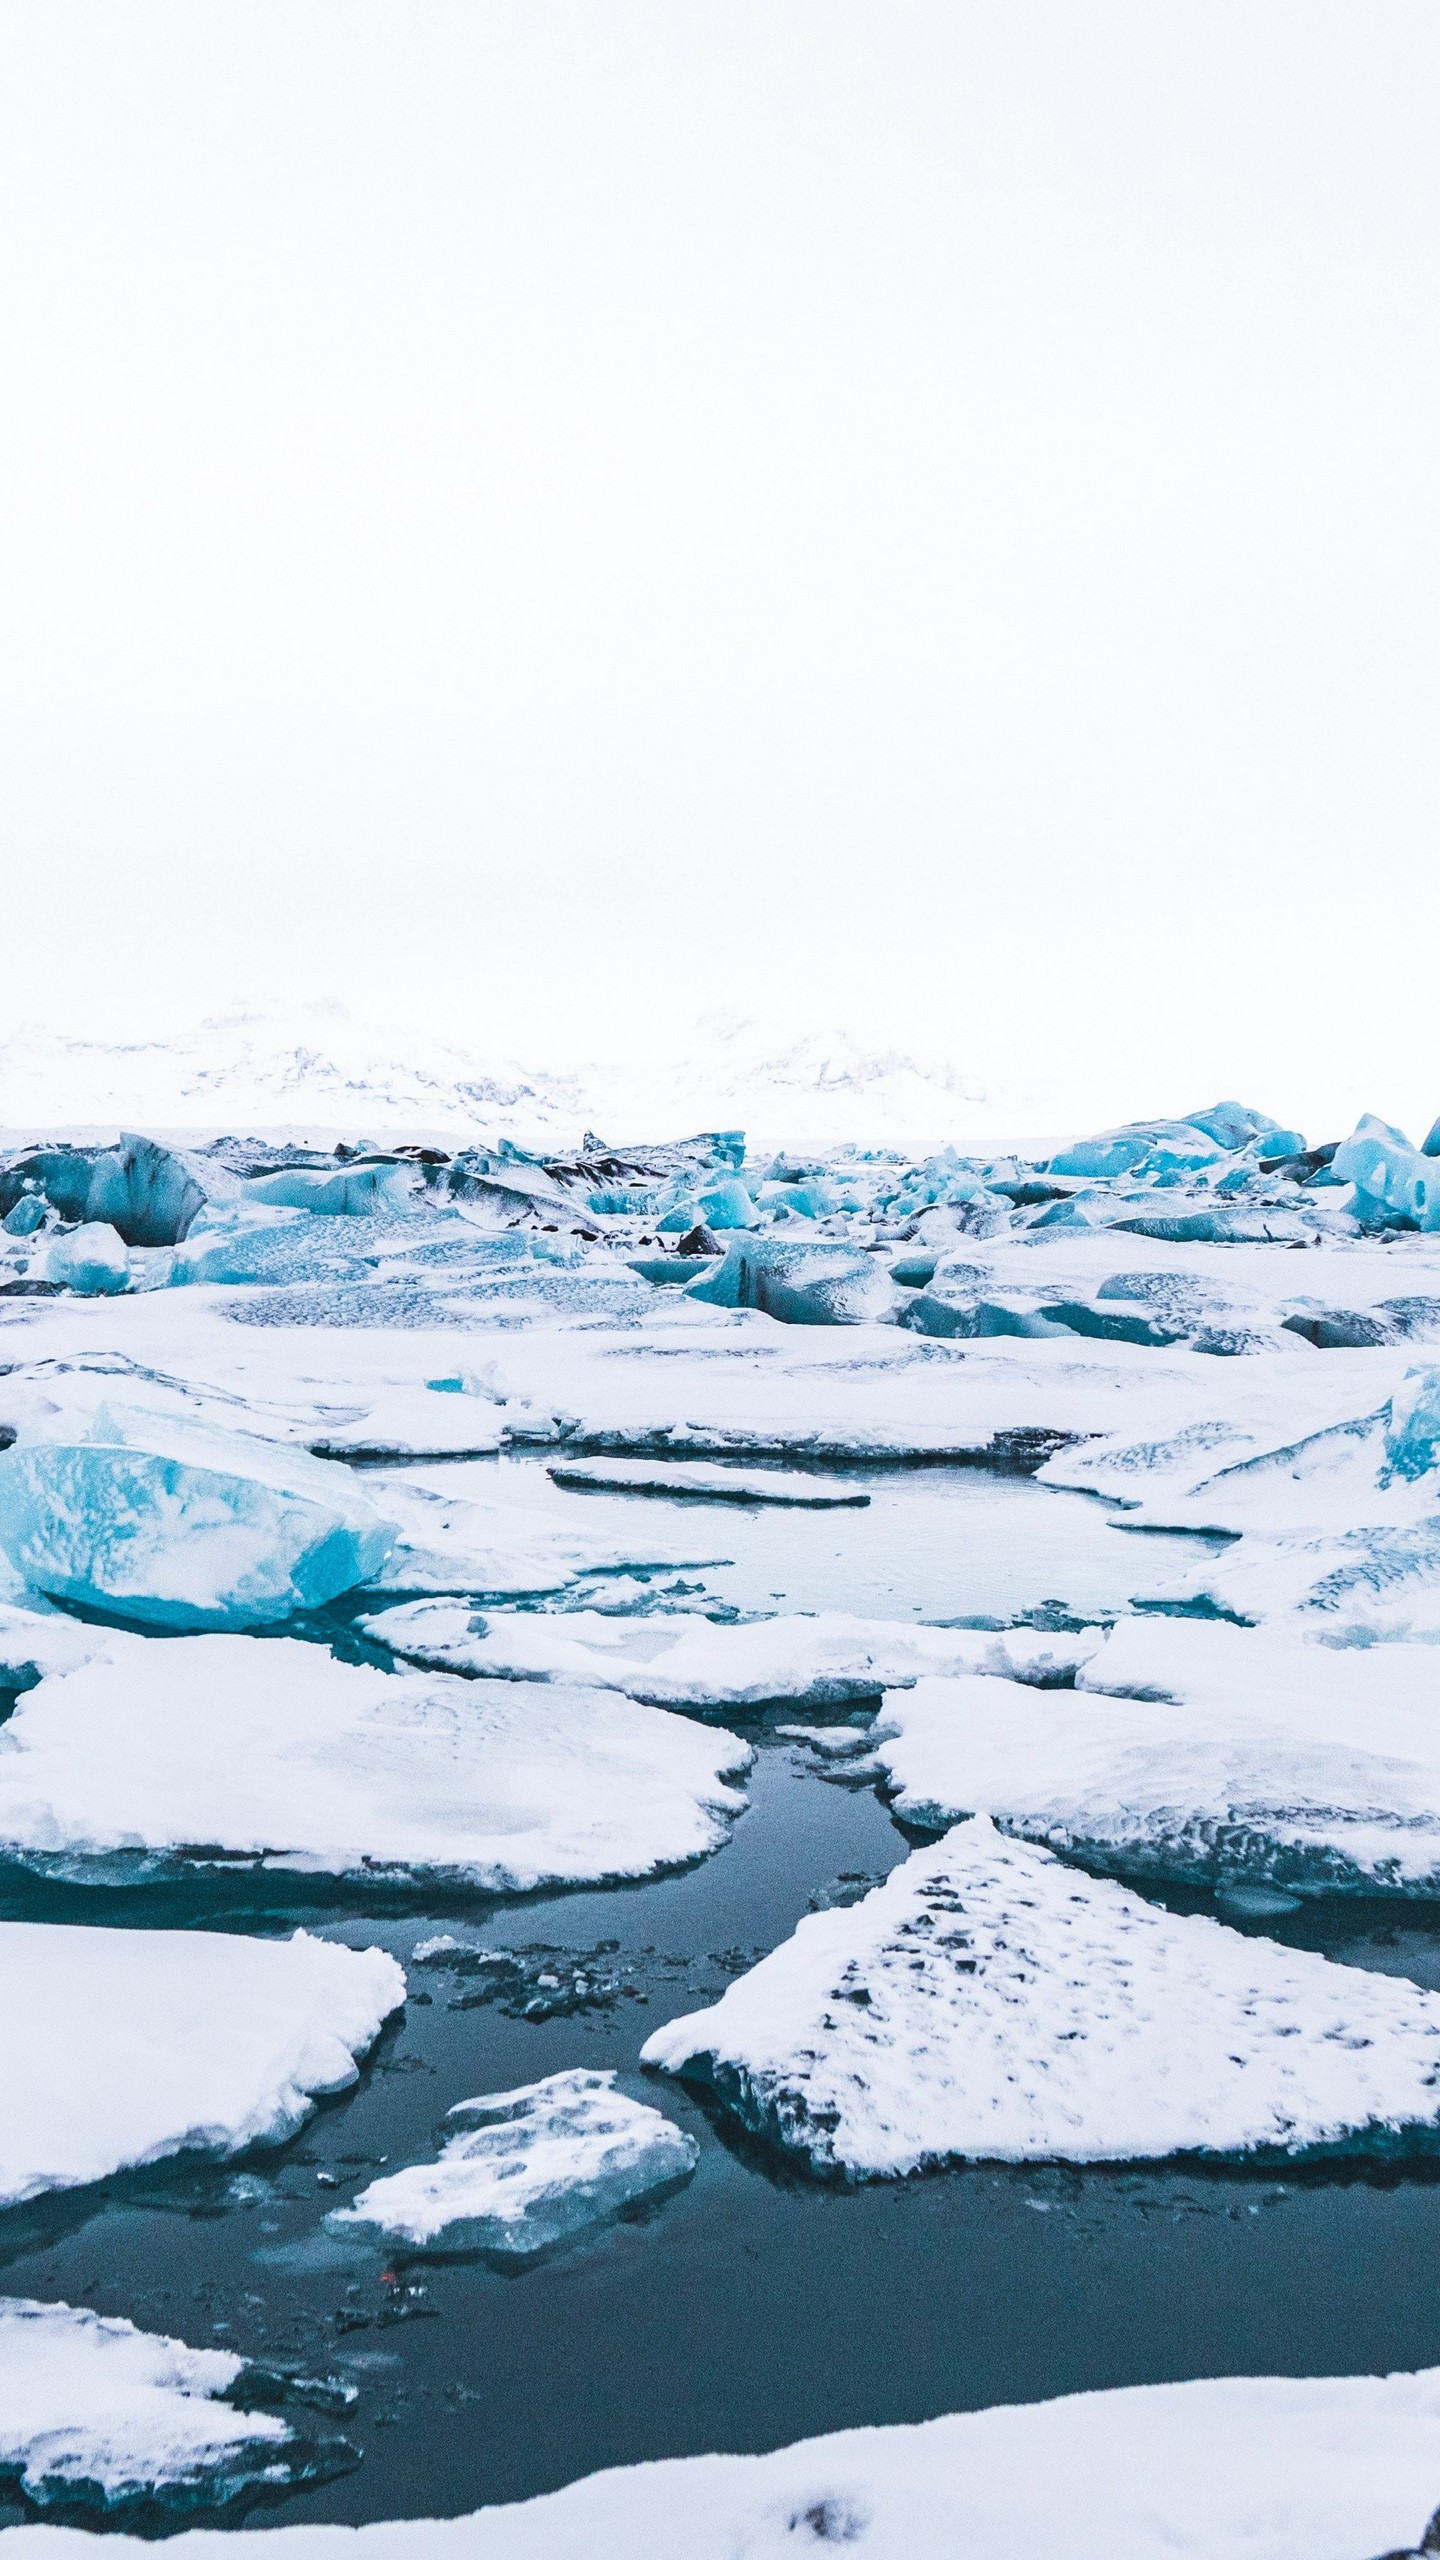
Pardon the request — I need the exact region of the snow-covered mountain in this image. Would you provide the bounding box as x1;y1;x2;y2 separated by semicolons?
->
0;1005;1055;1154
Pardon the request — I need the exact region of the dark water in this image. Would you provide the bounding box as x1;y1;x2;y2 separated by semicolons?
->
5;1468;1438;2531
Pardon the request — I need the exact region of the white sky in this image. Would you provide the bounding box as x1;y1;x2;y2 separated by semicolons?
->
2;3;1438;1136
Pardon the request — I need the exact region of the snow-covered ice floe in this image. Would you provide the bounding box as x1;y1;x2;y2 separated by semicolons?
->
10;2367;1440;2557
360;1474;730;1598
642;1818;1440;2173
362;1601;1090;1710
0;2298;349;2515
0;1621;751;1892
546;1456;869;1506
0;1404;394;1630
329;2069;697;2258
846;1613;1440;1897
0;1923;402;2209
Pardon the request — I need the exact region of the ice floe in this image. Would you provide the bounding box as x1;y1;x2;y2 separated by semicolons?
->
0;1627;751;1891
0;1922;403;2208
849;1615;1440;1895
362;1600;1092;1710
642;1817;1440;2172
329;2069;697;2257
545;1457;870;1506
10;2366;1440;2557
0;2298;345;2514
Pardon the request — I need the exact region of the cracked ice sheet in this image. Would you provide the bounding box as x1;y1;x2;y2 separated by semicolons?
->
642;1817;1440;2172
0;2300;299;2511
0;1622;751;1892
13;2371;1440;2560
362;1601;1093;1709
854;1616;1440;1896
0;1922;403;2209
330;2068;697;2256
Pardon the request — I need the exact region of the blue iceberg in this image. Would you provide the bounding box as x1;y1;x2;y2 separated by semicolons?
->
0;1406;396;1630
43;1223;130;1295
1333;1116;1440;1230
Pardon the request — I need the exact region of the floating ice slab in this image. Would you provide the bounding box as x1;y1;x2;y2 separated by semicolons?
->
0;1631;751;1892
0;1404;395;1630
363;1600;1094;1710
0;2298;318;2513
364;1474;729;1597
330;2069;697;2257
642;1818;1440;2173
14;2366;1440;2558
855;1616;1440;1895
547;1457;870;1506
0;1921;403;2209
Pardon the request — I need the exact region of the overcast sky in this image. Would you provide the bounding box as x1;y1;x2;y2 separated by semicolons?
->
2;3;1437;1134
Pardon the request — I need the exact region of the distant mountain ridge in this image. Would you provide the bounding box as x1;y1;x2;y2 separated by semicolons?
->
0;1005;1043;1154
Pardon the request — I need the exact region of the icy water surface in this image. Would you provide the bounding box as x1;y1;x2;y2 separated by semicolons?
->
5;1467;1440;2530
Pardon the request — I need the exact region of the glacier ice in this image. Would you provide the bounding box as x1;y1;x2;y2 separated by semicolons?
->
852;1615;1440;1896
329;2068;696;2257
0;1404;395;1629
0;1920;403;2208
642;1817;1440;2172
1334;1115;1440;1231
0;2299;344;2514
683;1238;900;1325
244;1162;420;1216
0;1625;752;1890
42;1224;130;1296
0;1136;217;1249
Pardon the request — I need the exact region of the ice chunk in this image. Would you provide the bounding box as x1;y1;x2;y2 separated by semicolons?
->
1181;1100;1286;1150
0;2299;343;2513
0;1137;217;1248
683;1238;900;1325
643;1817;1440;2171
363;1599;1095;1711
329;2069;696;2257
0;1920;402;2208
2;1193;47;1237
546;1458;869;1506
859;1618;1440;1895
0;1630;752;1891
0;1404;395;1629
304;1384;506;1460
1045;1128;1155;1179
43;1224;130;1296
1333;1114;1440;1230
244;1162;419;1215
1385;1367;1440;1482
694;1176;759;1231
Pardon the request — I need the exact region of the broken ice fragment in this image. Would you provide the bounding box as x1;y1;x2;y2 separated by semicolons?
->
329;2068;697;2257
0;1404;395;1630
643;1817;1440;2172
546;1457;869;1506
0;1921;403;2208
43;1224;130;1296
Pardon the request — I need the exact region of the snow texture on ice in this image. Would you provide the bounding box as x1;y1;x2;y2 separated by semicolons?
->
642;1817;1440;2173
0;1628;752;1891
0;1922;403;2209
330;2068;697;2257
545;1457;870;1506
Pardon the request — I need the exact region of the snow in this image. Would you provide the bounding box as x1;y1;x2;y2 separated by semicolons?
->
853;1615;1440;1895
0;1629;752;1890
0;1403;395;1629
0;2299;301;2512
545;1457;870;1505
642;1817;1440;2173
10;2366;1440;2557
330;2069;697;2257
363;1600;1093;1710
0;1922;403;2208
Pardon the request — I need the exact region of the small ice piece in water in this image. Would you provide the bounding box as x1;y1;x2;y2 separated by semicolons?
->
0;1404;395;1630
643;1817;1440;2173
330;2068;697;2257
43;1223;130;1295
546;1457;869;1507
0;1921;403;2208
1215;1884;1303;1920
0;2298;351;2513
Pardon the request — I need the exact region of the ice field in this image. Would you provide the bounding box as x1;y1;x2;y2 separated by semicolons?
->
6;1100;1440;2550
